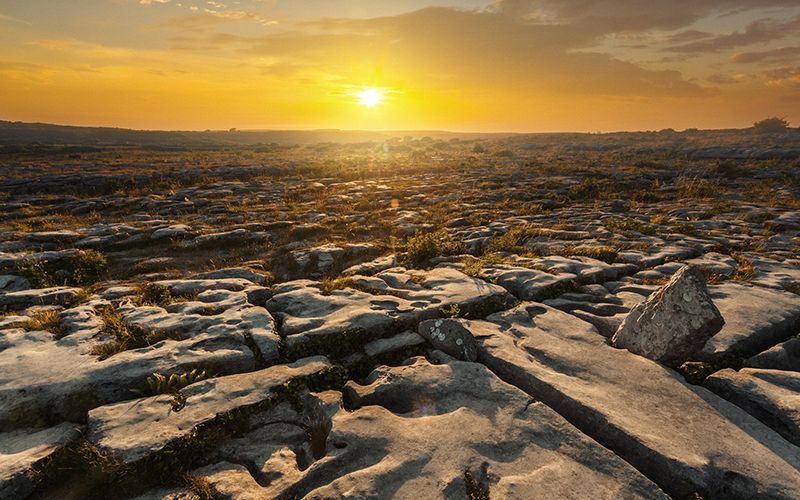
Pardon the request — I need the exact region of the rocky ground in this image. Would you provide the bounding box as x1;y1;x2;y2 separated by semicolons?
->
1;136;799;499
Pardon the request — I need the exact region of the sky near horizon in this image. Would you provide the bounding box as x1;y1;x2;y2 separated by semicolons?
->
1;1;800;132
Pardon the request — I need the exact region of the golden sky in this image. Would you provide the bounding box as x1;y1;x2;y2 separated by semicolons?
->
1;0;799;132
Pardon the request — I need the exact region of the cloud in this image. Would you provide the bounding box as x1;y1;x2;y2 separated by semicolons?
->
139;0;170;4
161;8;276;30
495;0;800;33
733;46;800;64
666;16;800;53
256;7;712;98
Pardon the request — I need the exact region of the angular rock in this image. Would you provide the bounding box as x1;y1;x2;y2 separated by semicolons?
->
613;265;724;367
417;318;478;361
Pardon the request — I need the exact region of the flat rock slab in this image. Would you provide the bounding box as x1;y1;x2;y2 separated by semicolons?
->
202;357;667;499
705;368;800;447
747;338;800;371
473;263;578;300
0;423;83;499
266;267;511;350
0;290;271;428
0;287;82;310
471;303;800;499
87;356;331;465
696;283;800;361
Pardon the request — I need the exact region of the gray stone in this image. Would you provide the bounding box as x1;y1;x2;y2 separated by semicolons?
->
418;318;478;361
696;283;800;361
473;303;800;499
704;368;800;446
0;423;83;499
747;338;800;371
197;358;667;499
87;357;330;465
613;266;724;367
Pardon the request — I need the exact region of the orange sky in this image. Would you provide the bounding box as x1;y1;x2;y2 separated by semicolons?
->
1;1;799;132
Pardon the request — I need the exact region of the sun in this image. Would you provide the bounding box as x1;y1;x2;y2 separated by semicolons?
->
357;88;384;107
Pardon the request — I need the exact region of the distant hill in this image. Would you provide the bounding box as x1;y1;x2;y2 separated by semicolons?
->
0;121;404;147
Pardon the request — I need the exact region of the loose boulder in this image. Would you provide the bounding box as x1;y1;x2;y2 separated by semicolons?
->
612;265;724;366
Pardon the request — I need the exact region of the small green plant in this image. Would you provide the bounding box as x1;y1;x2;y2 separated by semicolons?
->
487;226;544;253
441;304;462;318
22;309;67;338
132;368;209;397
462;254;505;277
14;250;107;287
15;259;54;288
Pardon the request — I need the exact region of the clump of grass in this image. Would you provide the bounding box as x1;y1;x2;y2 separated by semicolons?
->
462;254;506;277
132;283;175;308
132;369;209;397
22;309;67;338
464;470;490;500
731;254;756;281
670;222;702;237
91;309;181;359
15;259;54;288
183;474;217;500
488;226;545;253
604;217;657;236
401;230;465;268
677;177;719;199
557;244;618;264
649;215;669;225
320;276;353;295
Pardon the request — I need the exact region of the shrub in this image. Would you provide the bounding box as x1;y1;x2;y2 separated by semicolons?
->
488;226;544;253
132;284;175;308
753;117;790;134
402;230;465;268
70;250;107;286
14;250;107;288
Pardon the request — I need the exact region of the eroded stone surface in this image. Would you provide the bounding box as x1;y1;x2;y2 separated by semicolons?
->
87;356;330;464
473;303;800;499
195;358;667;499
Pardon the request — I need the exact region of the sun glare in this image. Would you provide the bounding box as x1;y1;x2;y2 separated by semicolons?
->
357;88;384;107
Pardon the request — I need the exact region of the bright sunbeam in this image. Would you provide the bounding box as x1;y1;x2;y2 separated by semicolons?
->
357;88;384;107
